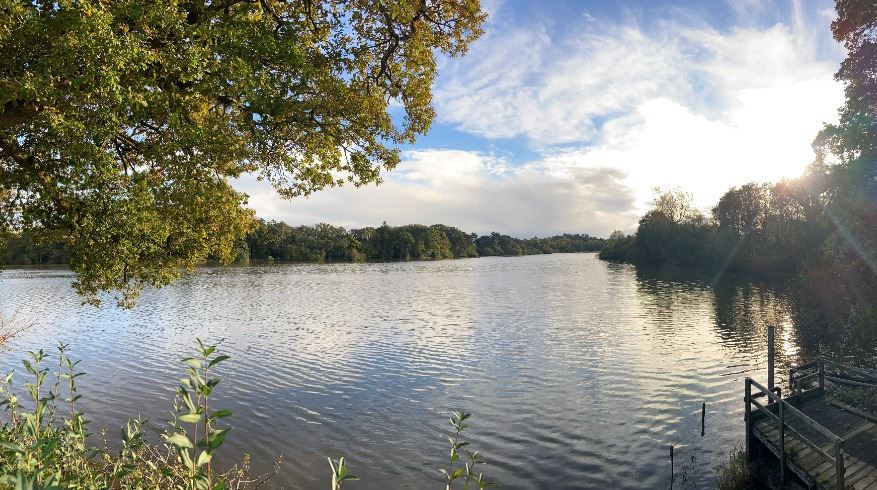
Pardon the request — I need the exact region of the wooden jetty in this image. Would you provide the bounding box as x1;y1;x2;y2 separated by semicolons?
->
745;357;877;489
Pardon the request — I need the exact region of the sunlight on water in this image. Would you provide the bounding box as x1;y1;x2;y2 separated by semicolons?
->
0;254;834;488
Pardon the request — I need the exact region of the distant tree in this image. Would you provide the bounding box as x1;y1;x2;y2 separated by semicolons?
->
0;1;486;305
712;183;771;238
651;188;701;224
432;224;478;258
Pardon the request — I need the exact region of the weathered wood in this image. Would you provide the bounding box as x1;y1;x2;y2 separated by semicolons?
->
750;379;841;442
819;360;825;392
745;378;752;459
823;359;877;382
795;372;819;386
825;375;877;389
779;397;786;485
768;326;775;390
829;398;877;424
746;358;877;489
750;397;780;423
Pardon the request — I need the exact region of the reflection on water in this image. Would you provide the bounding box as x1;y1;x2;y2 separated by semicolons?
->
0;254;871;489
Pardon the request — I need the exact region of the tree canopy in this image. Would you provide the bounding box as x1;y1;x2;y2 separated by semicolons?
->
0;0;486;305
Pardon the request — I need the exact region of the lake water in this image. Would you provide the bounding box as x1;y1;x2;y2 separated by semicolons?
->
0;253;866;488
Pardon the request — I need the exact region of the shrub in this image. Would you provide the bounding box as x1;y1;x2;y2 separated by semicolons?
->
716;445;755;490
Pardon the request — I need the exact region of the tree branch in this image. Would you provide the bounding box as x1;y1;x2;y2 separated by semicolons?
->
0;101;41;130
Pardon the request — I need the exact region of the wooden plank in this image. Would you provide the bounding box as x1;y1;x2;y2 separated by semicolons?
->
751;426;816;488
795;448;829;473
846;463;876;487
855;471;877;490
826;375;877;389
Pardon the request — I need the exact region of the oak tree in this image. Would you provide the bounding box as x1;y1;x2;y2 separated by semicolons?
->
0;0;486;305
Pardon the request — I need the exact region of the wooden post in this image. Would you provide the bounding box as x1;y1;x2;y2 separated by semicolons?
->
744;378;752;460
819;359;825;392
701;402;706;437
836;439;845;490
767;325;775;391
670;444;674;489
779;398;786;485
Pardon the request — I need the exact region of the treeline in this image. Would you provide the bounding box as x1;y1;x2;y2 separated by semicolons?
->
243;222;604;262
600;173;877;326
0;231;71;265
0;223;605;265
599;181;828;274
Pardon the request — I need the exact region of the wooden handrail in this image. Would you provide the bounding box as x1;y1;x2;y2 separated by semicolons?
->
753;358;873;489
825;375;877;388
750;378;842;442
823;359;877;382
790;361;818;373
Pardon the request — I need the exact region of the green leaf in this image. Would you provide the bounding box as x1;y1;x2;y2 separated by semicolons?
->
207;428;230;452
196;450;213;467
210;409;232;419
208;355;230;368
182;358;202;369
0;442;21;453
179;413;202;424
164;433;193;449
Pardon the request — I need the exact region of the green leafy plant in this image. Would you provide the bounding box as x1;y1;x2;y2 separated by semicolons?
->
0;342;500;489
439;411;497;490
0;341;273;489
328;457;358;490
165;339;233;490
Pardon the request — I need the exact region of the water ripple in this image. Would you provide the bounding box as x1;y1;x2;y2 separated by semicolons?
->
0;255;820;488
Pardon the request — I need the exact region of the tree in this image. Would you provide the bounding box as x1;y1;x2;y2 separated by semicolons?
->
0;0;486;305
811;0;877;290
651;188;700;224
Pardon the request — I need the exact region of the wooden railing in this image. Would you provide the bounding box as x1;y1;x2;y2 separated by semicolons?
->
790;358;877;395
745;376;846;489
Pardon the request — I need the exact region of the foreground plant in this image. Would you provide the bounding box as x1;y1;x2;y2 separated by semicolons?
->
716;445;755;490
328;457;358;490
0;341;273;489
164;340;233;489
440;411;497;490
0;341;499;489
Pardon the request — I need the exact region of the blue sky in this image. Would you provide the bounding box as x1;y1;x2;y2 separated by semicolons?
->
237;0;845;237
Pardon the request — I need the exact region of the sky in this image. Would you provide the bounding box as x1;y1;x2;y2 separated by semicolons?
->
235;0;846;238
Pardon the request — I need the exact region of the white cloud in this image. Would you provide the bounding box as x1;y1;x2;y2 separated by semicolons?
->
235;150;639;237
431;4;844;212
238;1;846;236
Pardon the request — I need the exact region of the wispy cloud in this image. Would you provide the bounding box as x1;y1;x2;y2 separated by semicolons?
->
239;1;845;235
431;1;844;211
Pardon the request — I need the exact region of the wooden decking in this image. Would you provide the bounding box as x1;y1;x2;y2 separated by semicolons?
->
752;397;877;488
745;360;877;489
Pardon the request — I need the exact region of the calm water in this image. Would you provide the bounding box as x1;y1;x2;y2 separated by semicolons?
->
0;254;865;488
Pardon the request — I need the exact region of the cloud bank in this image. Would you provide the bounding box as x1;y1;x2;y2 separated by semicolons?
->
236;150;639;237
239;1;845;236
